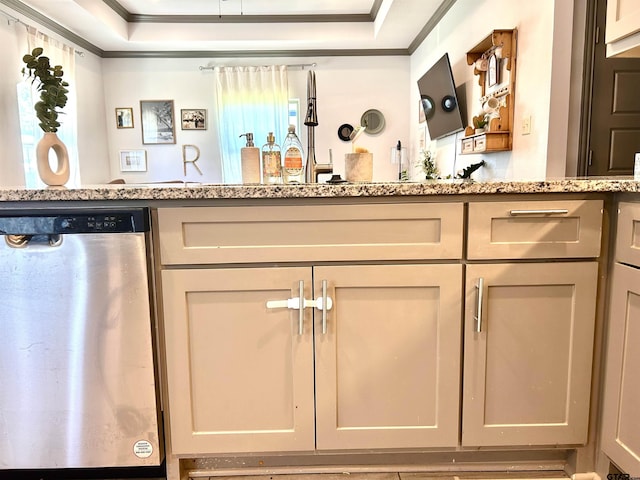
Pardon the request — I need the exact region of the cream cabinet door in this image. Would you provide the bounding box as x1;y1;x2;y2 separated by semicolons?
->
161;267;315;455
606;0;640;56
314;264;463;450
462;262;598;446
606;0;640;44
601;263;640;475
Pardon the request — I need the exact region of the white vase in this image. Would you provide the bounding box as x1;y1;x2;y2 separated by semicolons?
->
36;132;70;186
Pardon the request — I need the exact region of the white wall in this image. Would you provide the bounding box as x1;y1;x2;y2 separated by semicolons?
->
410;0;574;181
0;20;28;186
0;0;584;185
75;52;110;184
102;56;410;184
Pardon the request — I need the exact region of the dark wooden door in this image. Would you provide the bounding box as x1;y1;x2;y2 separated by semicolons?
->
587;0;640;176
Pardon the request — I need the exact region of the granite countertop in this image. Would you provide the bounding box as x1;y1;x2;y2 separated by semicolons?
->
0;177;639;202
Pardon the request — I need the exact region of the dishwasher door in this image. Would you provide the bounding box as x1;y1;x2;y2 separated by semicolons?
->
0;210;161;470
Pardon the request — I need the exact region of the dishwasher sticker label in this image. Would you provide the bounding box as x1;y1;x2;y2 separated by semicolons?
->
133;440;153;458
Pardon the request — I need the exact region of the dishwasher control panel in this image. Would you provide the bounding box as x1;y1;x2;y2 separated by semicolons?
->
0;209;149;235
59;214;134;233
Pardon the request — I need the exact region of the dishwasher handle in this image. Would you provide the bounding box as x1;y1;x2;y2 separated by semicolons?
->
4;234;62;248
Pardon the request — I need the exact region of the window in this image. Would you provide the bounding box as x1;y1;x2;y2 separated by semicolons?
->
18;27;80;187
214;65;289;183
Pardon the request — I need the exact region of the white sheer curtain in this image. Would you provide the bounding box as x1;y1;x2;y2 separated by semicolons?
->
214;65;289;183
18;26;80;187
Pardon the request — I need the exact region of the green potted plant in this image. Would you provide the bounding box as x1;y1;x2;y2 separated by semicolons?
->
22;47;70;186
472;114;488;134
419;149;440;180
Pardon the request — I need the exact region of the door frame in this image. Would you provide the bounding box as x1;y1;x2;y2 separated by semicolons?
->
577;0;598;176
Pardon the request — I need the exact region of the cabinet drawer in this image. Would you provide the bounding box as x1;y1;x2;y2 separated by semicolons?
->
616;201;640;268
461;138;474;154
467;200;603;259
473;136;486;152
157;203;464;265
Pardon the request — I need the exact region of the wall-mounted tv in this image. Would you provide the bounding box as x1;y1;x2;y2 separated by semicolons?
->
417;53;465;140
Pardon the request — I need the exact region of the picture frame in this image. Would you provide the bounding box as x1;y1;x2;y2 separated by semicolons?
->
119;150;147;172
181;109;207;130
418;125;427;151
115;107;134;129
140;100;176;144
487;53;499;88
288;99;300;134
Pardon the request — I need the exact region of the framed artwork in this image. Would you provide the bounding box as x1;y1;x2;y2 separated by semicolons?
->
140;100;175;144
115;107;134;129
119;150;147;172
181;109;207;130
418;125;427;150
487;54;499;87
288;99;300;134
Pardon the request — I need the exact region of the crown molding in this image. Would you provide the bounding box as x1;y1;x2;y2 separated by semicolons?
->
102;48;410;59
102;0;378;24
129;14;373;23
408;0;457;54
2;0;456;58
0;0;104;55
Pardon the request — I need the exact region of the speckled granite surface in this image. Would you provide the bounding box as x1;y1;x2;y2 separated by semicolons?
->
0;178;639;202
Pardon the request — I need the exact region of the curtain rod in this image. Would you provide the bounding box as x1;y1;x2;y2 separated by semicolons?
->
0;6;19;24
0;7;85;56
199;62;317;71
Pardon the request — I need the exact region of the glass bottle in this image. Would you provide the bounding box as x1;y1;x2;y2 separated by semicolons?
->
261;132;282;184
281;124;305;184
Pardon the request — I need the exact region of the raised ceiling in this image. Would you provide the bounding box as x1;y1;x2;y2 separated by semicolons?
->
2;0;454;57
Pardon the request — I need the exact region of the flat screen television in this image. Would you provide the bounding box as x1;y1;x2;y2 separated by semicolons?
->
417;53;465;140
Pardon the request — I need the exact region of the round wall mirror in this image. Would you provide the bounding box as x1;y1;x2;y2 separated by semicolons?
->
360;109;385;135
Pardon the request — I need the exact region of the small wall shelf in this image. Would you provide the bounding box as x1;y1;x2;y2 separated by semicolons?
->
461;29;517;155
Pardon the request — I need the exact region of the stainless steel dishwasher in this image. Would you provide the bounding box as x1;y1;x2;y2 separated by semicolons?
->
0;208;162;471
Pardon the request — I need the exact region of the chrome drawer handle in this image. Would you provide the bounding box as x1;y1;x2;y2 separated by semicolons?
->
475;278;484;333
509;209;569;216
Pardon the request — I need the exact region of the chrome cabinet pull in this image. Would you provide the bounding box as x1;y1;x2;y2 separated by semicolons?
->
321;280;328;335
509;209;569;216
298;280;305;335
475;278;484;333
265;280;333;337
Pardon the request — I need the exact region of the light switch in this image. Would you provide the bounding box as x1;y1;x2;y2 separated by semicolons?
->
522;115;531;135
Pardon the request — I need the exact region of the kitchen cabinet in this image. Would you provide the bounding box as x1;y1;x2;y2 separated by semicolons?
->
462;200;602;446
601;264;640;475
313;264;462;450
161;267;316;455
161;264;462;454
157;198;603;457
157;203;464;455
157;203;464;265
466;199;604;260
601;201;640;475
462;262;598;446
605;0;640;57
